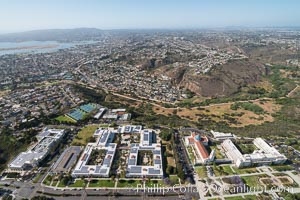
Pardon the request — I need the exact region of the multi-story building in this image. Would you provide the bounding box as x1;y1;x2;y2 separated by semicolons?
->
9;128;65;171
221;138;287;168
185;133;215;164
72;128;117;178
126;129;163;178
211;130;236;141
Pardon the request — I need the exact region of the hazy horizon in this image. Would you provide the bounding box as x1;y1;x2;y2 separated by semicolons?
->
1;0;300;33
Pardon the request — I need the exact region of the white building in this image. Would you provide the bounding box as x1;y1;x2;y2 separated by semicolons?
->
221;138;286;168
126;129;163;178
72;129;117;178
93;108;107;119
250;138;287;165
9;128;65;171
117;125;143;134
211;130;235;141
141;129;152;146
184;133;214;164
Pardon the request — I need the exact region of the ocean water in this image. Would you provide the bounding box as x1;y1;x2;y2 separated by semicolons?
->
0;41;94;56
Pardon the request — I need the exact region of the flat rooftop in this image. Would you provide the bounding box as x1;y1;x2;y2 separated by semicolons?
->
126;129;163;178
72;130;117;177
9;128;65;169
51;146;81;173
72;143;117;177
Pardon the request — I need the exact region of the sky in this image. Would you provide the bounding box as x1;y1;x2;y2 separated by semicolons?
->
0;0;300;33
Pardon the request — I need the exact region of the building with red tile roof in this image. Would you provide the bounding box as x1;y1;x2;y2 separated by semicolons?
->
185;132;215;164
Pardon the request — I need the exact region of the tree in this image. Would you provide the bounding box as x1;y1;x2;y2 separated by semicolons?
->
111;175;115;181
166;165;175;175
86;136;96;143
61;174;72;186
159;129;174;141
2;195;13;200
177;166;185;182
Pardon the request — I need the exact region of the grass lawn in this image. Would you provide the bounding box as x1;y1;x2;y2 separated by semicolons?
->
43;175;53;186
57;180;67;187
242;175;265;188
99;124;110;128
225;197;245;200
232;167;258;174
6;173;20;179
244;195;258;200
214;148;225;159
71;124;99;146
169;175;179;185
212;165;222;177
51;180;58;187
271;165;294;172
69;179;87;187
187;146;195;163
225;196;257;200
145;179;165;187
222;165;235;175
237;143;256;154
55;115;76;123
272;172;287;177
89;179;115;187
117;179;142;188
195;166;207;178
33;173;44;183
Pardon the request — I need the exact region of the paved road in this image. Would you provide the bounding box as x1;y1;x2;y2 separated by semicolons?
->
29;186;198;200
193;172;207;199
5;168;300;200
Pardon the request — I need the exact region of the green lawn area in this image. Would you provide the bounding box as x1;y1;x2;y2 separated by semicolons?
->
224;195;257;200
244;195;258;200
69;179;87;187
225;197;245;200
232;167;258;174
51;180;58;187
117;179;142;188
71;124;99;146
43;175;53;186
99;124;110;128
169;175;179;185
272;172;287;177
214;148;225;159
57;180;67;187
89;179;115;187
187;146;195;163
242;175;265;188
6;173;20;179
33;173;44;183
271;165;294;172
195;166;207;178
55;115;76;123
237;144;256;154
212;165;222;177
222;165;235;175
145;179;165;187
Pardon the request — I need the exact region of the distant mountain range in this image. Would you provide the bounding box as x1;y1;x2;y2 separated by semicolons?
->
0;28;105;42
